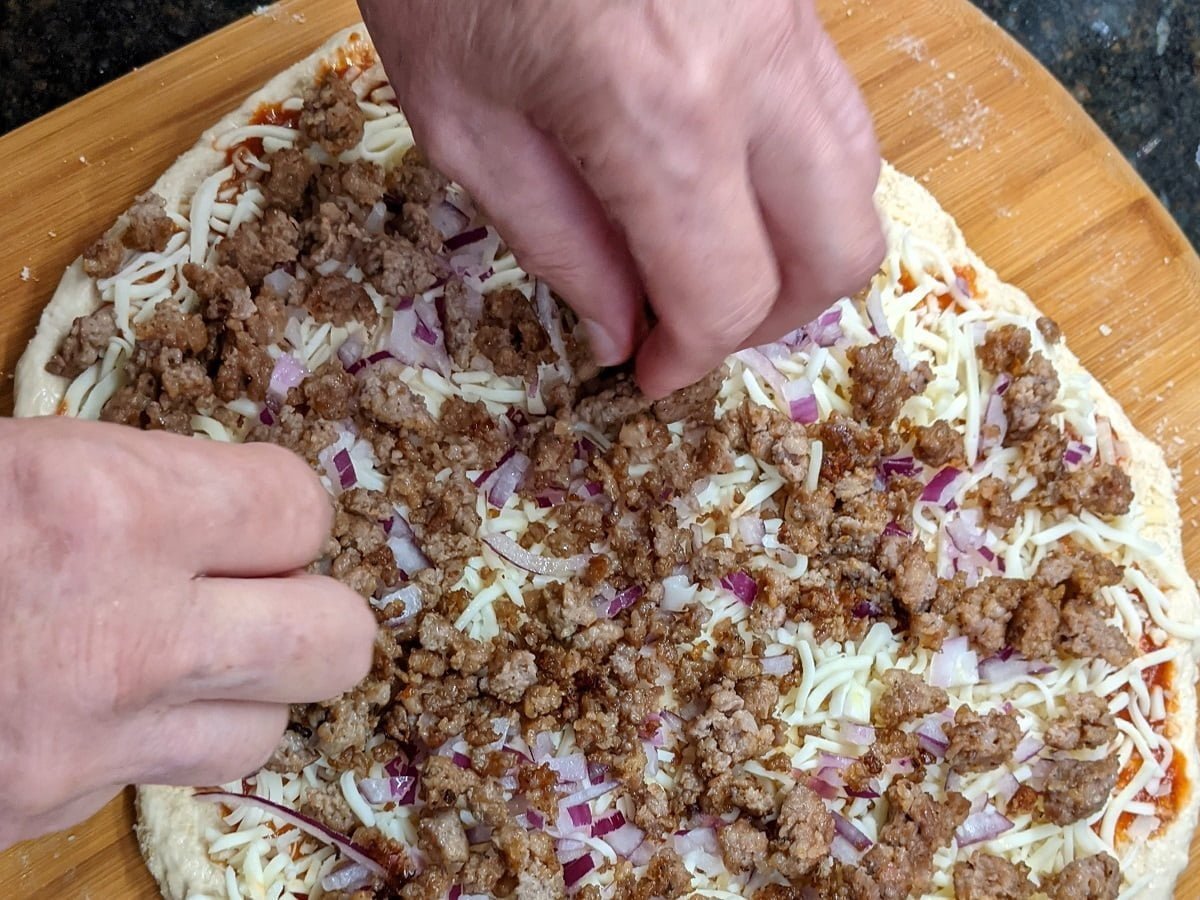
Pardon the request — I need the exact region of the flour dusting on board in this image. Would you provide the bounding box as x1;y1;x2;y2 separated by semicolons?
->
887;33;928;62
908;79;991;152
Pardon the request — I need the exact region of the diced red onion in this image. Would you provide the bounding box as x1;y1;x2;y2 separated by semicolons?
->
852;600;881;618
736;348;789;399
562;853;596;888
978;652;1051;684
737;516;766;546
591;810;626;839
484;451;530;508
880;455;922;480
545;752;589;784
373;583;423;620
263;267;296;296
865;290;890;337
920;466;965;507
929;636;980;688
660;575;696;612
945;514;986;554
332;448;356;489
535;488;566;509
567;803;592;829
1013;736;1044;764
981;374;1010;450
346;349;394;375
604;822;646;859
570;479;604;501
534;281;572;370
560;780;618;809
785;377;819;424
916;732;949;757
808;776;840;800
817;753;857;772
315;258;343;276
596;585;644;619
830;834;863;864
720;570;758;606
956;807;1014;846
882;520;911;538
430;200;471;239
387;299;451;376
556;838;589;858
321;861;376;893
363;200;388;235
444;226;490;253
258;406;275;426
759;654;794;676
1063;440;1091;467
357;775;418;806
414;318;438;345
807;307;845;347
388;532;430;578
267;353;307;403
994;772;1021;804
915;713;951;754
846;785;880;800
840;721;876;745
674;826;719;856
337;334;365;370
832;812;873;851
195;791;384;877
483;533;587;578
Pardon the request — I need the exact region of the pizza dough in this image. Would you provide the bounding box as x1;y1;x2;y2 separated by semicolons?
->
14;24;1200;900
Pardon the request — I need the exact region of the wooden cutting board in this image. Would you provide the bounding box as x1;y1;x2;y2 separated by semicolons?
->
1;0;1198;896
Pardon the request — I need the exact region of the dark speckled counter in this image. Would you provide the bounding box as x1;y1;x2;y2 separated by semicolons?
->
1;0;1197;249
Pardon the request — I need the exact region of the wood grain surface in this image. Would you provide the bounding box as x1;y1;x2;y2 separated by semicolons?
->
1;0;1198;896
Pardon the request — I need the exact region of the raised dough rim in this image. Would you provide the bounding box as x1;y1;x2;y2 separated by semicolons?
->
12;26;1200;900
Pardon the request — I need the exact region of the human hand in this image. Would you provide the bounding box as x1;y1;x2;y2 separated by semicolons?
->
359;0;884;397
0;418;376;850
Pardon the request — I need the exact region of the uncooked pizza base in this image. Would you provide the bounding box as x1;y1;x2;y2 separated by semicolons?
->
13;25;1200;900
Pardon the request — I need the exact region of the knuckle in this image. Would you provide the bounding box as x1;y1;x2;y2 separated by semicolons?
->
311;581;377;689
677;280;778;352
819;225;887;301
247;443;333;552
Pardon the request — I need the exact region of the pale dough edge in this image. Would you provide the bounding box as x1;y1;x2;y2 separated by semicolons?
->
12;22;370;419
11;30;1198;900
877;163;1200;895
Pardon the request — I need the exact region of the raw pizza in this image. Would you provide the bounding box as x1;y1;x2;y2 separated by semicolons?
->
15;24;1200;900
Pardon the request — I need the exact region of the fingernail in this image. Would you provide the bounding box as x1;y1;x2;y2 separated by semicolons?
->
581;318;625;367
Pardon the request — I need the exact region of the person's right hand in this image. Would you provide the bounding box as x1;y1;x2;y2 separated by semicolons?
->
360;0;885;399
0;417;377;851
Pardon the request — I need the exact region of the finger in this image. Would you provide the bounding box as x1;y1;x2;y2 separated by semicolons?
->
4;785;121;848
407;96;645;366
167;572;377;705
742;20;884;347
630;163;779;399
118;700;288;787
54;419;333;577
549;112;778;397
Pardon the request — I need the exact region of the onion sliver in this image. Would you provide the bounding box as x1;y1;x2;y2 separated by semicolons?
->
956;806;1014;846
195;790;385;877
483;533;587;578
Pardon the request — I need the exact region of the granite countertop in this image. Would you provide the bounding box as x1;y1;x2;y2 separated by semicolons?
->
1;0;1196;249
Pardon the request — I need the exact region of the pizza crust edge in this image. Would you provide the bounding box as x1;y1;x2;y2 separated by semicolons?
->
12;28;1200;900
